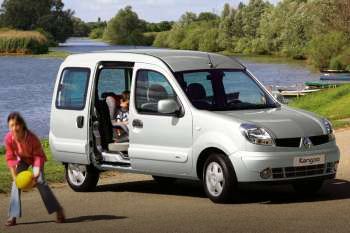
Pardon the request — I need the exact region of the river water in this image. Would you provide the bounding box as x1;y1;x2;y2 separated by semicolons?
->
0;38;320;142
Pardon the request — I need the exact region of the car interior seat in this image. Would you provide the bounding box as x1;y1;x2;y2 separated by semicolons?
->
141;84;168;112
186;83;211;109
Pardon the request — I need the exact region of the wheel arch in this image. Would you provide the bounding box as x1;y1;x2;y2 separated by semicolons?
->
196;147;229;180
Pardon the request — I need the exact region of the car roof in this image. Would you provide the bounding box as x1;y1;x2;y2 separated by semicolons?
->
113;49;245;72
64;49;245;73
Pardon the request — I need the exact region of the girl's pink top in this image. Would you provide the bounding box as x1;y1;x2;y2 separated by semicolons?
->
4;131;47;169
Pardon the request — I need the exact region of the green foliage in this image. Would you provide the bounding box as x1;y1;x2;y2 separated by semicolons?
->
103;6;146;45
145;21;173;32
143;32;158;46
89;27;105;39
0;0;74;43
329;57;345;71
150;0;350;69
290;85;350;124
198;28;220;52
153;31;170;48
306;32;348;69
72;17;90;37
0;29;48;54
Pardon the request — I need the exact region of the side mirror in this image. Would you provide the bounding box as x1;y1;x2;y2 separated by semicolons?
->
158;99;181;116
273;92;287;104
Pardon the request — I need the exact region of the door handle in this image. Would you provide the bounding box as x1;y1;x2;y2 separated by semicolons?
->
132;119;143;128
76;116;84;128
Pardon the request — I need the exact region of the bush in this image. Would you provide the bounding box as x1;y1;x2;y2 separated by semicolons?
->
143;32;158;46
153;31;170;48
0;29;49;54
329;57;345;70
329;47;350;70
198;28;220;52
89;27;105;39
306;32;348;69
179;27;202;50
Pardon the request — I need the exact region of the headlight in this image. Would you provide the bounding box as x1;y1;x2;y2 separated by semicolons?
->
240;123;274;146
322;118;335;140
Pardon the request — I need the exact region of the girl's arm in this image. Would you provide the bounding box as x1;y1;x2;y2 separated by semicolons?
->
9;166;17;181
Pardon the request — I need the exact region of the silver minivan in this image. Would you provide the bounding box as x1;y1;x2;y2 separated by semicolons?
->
50;50;340;203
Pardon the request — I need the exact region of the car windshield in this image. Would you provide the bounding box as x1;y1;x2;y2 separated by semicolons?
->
175;70;278;111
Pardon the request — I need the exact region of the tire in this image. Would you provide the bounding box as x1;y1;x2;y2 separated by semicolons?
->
292;180;324;195
203;153;237;203
152;176;176;185
65;163;100;192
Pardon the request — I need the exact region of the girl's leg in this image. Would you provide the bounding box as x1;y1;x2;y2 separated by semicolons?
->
8;182;21;218
36;171;62;214
8;161;29;218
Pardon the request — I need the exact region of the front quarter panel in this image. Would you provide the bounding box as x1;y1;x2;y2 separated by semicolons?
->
191;110;246;177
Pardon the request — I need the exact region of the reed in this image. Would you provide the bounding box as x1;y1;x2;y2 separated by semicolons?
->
0;29;49;54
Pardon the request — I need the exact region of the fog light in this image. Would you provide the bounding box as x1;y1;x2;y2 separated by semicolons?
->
260;168;272;179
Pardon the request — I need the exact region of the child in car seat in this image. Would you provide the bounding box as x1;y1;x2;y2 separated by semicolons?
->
112;91;129;142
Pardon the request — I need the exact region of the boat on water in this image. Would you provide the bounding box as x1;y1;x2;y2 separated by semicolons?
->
320;70;350;81
304;80;349;89
280;88;321;97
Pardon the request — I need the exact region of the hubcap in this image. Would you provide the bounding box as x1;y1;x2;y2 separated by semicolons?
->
67;164;87;186
205;162;225;197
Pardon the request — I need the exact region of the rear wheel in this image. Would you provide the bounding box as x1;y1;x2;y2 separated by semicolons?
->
65;163;100;192
152;176;176;185
203;153;237;203
292;180;324;195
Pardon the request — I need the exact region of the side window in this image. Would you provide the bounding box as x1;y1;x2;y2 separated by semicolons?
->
98;68;130;99
56;68;90;110
135;70;176;114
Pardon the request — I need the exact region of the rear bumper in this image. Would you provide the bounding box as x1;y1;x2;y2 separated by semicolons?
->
229;145;340;182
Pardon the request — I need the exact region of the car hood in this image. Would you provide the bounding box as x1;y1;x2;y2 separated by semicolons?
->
217;106;325;138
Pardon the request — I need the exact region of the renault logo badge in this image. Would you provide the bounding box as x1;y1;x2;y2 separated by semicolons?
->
301;137;313;149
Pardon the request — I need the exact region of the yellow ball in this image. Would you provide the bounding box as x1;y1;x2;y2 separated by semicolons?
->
16;170;34;190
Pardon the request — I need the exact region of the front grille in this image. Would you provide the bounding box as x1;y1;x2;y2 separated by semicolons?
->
271;162;335;179
274;135;330;148
310;135;330;145
275;138;300;147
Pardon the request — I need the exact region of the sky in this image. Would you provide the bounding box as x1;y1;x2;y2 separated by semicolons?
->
0;0;280;23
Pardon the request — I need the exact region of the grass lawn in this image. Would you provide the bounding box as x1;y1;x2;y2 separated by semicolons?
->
31;49;71;59
0;140;65;193
290;84;350;129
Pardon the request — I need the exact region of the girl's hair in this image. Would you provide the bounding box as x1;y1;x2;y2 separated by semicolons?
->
7;112;28;132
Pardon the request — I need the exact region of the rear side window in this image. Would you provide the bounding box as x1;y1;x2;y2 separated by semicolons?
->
97;68;131;100
56;68;90;110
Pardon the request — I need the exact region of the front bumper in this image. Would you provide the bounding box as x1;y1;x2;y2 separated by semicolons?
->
229;145;340;182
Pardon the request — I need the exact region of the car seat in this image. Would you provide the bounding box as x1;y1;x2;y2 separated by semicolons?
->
186;83;211;109
141;84;168;112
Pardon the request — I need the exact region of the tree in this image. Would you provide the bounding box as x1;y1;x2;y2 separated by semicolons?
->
197;12;219;21
72;17;90;37
37;1;74;43
179;12;197;26
0;0;74;42
0;0;51;29
103;6;146;45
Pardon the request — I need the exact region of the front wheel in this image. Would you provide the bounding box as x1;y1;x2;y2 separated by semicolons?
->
203;153;237;203
65;164;100;192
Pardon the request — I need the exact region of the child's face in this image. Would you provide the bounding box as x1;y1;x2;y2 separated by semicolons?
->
120;99;129;109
